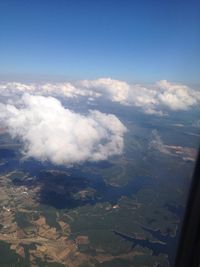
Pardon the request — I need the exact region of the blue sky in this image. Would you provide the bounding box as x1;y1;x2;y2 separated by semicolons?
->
0;0;199;84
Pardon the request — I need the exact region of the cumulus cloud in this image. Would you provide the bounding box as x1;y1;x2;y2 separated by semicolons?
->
0;78;199;115
0;94;127;165
0;82;99;99
156;80;200;110
79;78;200;114
78;78;130;103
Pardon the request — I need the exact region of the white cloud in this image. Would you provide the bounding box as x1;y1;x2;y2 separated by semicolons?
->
156;80;200;110
0;78;199;115
79;78;200;114
0;82;36;97
78;78;130;103
0;94;127;165
39;82;100;98
0;81;100;99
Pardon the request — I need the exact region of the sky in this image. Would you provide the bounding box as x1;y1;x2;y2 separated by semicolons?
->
0;0;200;84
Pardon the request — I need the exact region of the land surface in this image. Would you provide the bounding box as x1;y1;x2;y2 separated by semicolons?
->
0;112;198;267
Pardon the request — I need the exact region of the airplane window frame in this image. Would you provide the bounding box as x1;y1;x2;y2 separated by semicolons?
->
175;148;200;267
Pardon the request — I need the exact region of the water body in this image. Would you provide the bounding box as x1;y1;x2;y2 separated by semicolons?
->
0;148;181;265
37;168;154;209
0;150;155;209
114;224;181;267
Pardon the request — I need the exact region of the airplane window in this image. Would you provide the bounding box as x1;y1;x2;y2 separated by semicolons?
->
0;1;199;267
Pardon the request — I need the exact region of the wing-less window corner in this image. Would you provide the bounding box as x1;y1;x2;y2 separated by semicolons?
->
175;149;200;267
